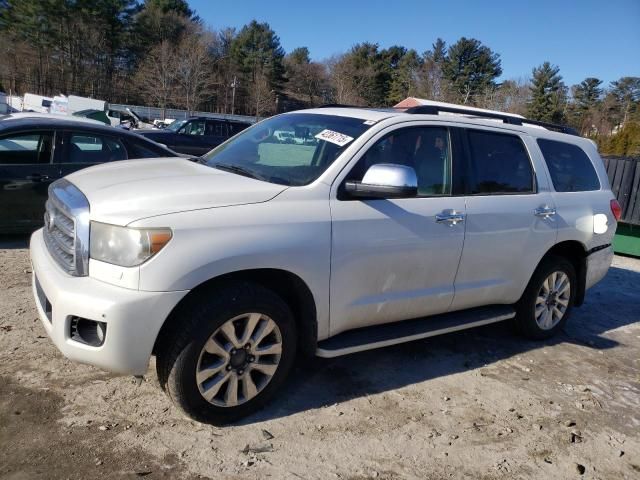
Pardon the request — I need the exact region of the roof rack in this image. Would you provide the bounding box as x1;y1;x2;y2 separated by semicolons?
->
403;105;579;136
316;103;366;109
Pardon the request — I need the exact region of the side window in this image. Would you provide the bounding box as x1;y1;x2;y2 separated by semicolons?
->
67;133;127;163
347;126;452;196
127;139;171;158
467;130;534;194
537;139;600;192
0;132;53;164
229;122;250;136
180;120;205;136
205;120;227;137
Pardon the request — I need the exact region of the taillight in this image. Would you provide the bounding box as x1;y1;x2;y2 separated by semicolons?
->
610;199;622;221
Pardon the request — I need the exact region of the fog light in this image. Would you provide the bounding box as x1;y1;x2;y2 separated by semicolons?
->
70;316;107;347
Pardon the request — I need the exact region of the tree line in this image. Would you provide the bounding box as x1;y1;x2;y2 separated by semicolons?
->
1;0;638;155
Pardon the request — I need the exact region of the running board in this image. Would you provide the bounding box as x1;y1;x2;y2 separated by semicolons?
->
316;305;516;358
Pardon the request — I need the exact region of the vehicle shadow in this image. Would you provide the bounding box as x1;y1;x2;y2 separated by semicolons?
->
243;263;640;424
0;234;30;249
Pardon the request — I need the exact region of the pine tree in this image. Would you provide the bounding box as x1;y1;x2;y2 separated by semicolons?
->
527;62;566;123
574;78;602;110
442;37;502;104
230;21;286;115
387;49;422;105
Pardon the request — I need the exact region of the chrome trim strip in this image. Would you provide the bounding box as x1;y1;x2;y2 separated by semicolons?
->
315;312;515;358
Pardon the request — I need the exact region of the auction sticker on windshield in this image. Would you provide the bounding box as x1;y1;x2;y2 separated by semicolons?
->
315;129;354;147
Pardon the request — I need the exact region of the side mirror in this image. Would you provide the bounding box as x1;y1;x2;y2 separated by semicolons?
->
345;163;418;199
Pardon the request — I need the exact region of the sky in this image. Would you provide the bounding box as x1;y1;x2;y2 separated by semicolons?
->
189;0;639;87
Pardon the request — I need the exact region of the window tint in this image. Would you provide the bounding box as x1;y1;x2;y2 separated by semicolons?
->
205;120;227;137
228;122;251;136
467;130;534;194
0;132;53;164
537;139;600;192
67;133;127;163
180;120;205;135
348;126;452;196
127;139;172;158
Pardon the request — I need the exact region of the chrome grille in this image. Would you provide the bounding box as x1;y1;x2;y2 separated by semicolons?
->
44;200;76;272
43;179;90;276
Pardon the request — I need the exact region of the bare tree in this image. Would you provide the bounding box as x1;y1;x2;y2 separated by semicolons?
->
477;78;531;114
133;41;177;118
173;28;216;113
250;72;275;117
326;54;367;105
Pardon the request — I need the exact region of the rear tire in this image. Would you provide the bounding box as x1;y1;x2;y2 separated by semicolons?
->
156;282;297;425
516;255;576;340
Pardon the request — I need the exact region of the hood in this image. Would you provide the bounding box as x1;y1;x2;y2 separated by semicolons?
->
66;157;287;225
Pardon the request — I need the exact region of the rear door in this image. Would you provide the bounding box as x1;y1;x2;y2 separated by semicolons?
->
174;119;208;155
58;130;128;177
228;121;251;138
0;130;60;231
450;127;557;311
203;119;229;151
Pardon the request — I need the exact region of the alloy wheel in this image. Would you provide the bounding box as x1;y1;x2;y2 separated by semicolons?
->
535;271;571;330
195;313;282;407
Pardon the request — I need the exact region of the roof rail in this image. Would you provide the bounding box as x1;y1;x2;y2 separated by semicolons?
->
316;103;366;109
403;105;579;136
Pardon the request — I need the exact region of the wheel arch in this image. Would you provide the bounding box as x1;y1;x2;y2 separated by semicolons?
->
153;268;318;358
535;240;588;306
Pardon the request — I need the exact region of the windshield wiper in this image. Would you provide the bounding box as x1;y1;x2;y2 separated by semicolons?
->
214;163;262;181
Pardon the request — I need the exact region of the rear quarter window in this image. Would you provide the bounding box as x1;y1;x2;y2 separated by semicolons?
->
537;139;600;192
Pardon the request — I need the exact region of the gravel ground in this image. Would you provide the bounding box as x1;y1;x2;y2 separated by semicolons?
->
1;236;639;480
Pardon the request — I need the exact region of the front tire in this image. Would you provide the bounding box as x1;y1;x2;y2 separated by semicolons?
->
516;255;576;340
156;282;297;425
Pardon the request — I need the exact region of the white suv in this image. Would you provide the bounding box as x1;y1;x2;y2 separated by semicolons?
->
30;104;619;424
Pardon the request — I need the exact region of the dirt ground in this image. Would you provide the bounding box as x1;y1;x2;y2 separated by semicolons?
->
1;236;639;480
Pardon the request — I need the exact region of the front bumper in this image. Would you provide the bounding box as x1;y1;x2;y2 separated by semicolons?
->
30;229;188;375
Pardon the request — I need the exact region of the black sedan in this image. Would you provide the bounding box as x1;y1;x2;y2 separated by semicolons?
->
136;117;253;156
0;114;181;233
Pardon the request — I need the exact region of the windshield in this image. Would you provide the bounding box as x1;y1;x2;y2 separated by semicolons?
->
166;119;188;132
202;113;373;186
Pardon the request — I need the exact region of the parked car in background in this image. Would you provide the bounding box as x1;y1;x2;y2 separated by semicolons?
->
107;108;154;130
1;112;104;126
0;114;180;232
73;109;111;126
136;116;253;155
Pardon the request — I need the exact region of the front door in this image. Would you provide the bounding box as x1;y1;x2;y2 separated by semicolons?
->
0;130;59;231
176;119;208;155
204;119;229;152
450;128;558;310
329;125;466;335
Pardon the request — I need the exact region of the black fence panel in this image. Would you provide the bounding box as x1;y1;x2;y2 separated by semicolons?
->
604;156;640;225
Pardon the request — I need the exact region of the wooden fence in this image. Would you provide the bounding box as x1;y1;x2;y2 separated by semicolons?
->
603;156;640;225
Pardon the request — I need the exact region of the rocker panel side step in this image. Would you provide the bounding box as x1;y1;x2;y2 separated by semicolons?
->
316;305;515;358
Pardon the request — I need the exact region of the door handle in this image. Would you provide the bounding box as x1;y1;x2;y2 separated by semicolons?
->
435;211;465;225
534;206;556;218
26;174;50;182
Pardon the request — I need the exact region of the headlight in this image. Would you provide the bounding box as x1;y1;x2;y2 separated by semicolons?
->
90;222;172;267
